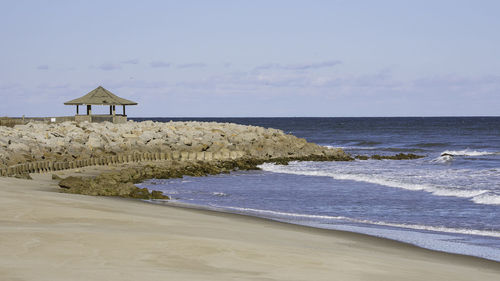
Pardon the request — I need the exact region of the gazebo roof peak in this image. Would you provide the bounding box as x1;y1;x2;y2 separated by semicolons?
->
64;86;138;106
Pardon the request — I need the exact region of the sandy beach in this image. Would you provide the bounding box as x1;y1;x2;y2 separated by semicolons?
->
0;168;498;281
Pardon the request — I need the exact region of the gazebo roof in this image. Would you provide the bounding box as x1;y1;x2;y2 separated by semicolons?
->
64;86;138;106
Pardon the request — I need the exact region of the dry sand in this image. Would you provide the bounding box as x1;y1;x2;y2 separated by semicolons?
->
1;168;499;281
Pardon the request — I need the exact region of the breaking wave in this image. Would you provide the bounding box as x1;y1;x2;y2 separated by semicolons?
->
471;192;500;205
431;155;454;163
259;163;499;206
441;149;500;157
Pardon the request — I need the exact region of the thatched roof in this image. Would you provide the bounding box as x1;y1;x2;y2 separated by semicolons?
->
64;86;138;105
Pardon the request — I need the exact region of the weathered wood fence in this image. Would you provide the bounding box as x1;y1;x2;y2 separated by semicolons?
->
0;150;245;177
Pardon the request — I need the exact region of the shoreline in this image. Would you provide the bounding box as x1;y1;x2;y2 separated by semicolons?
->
149;199;500;263
1;169;499;280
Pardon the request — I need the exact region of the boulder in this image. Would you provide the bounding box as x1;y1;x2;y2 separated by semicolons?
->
8;142;30;153
87;133;103;149
59;176;90;191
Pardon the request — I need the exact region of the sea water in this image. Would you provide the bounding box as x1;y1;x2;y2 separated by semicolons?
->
134;117;500;261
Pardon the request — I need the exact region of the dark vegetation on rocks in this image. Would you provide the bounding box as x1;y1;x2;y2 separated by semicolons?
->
59;176;169;199
58;154;353;199
354;153;425;160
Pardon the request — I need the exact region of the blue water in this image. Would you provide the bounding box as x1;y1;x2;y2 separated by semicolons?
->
134;117;500;261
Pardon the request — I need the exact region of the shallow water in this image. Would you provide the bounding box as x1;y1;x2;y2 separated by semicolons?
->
136;117;500;261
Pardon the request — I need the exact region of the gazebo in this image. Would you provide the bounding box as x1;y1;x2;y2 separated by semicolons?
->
64;86;137;123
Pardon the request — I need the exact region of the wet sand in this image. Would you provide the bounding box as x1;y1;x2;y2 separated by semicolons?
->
1;169;499;281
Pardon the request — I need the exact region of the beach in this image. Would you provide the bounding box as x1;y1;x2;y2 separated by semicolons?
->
1;168;499;281
2;0;499;278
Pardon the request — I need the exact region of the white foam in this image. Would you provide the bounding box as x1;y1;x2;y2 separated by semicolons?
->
441;149;499;157
431;155;453;163
221;206;500;238
258;163;497;205
212;192;228;197
472;193;500;205
222;206;348;220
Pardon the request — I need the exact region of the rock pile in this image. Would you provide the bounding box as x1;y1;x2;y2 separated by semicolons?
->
59;175;169;199
0;120;347;167
57;159;263;198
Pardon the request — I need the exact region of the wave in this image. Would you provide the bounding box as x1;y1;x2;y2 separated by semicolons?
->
430;155;454;163
441;149;500;157
220;206;500;238
471;193;500;205
259;163;497;205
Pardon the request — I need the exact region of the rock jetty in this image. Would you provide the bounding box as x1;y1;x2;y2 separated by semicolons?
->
0;120;348;168
1;120;352;198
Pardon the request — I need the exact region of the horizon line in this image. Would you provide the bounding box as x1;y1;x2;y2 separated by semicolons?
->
129;115;500;118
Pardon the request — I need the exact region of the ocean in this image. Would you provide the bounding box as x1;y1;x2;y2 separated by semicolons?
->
133;117;500;261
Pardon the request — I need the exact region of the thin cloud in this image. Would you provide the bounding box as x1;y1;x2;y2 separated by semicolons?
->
255;60;342;71
150;61;171;68
37;64;49;70
121;59;139;64
204;68;403;92
98;62;121;71
177;63;207;69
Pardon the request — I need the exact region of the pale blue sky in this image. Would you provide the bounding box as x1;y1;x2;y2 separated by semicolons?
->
1;0;499;117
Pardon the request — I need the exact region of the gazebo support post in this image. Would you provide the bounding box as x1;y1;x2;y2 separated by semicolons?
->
64;86;137;123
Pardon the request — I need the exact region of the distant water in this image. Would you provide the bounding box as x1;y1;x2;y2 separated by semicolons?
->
134;117;500;261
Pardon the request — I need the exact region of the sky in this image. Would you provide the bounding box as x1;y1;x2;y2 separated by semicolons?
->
0;0;499;117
